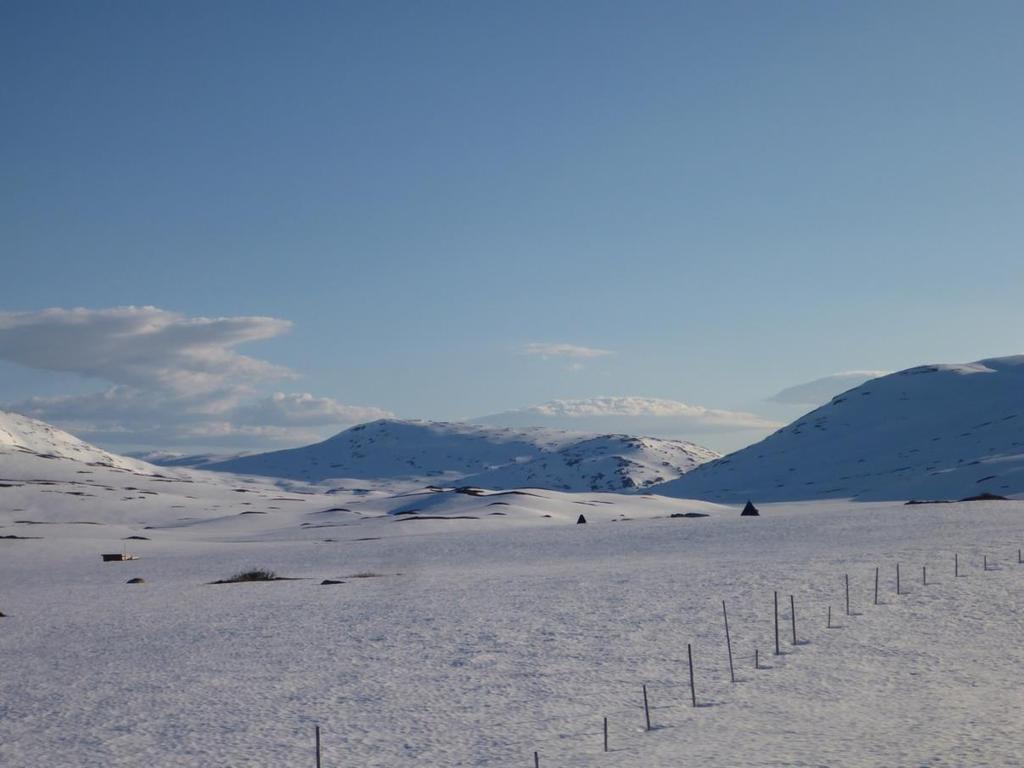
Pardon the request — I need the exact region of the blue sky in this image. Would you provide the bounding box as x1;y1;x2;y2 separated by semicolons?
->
3;1;1024;453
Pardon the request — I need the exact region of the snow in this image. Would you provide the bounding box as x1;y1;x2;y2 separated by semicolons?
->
656;354;1024;502
2;439;1023;765
0;409;153;474
200;419;719;492
2;404;1023;766
463;434;719;491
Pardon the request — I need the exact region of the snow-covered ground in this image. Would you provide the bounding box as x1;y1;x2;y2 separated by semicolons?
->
2;406;1023;766
2;474;1022;766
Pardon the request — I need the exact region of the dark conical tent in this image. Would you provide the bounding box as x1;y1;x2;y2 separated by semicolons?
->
740;500;760;517
576;514;587;524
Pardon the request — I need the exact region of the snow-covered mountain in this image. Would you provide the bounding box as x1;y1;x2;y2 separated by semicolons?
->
463;434;719;491
655;355;1024;502
202;419;719;491
0;408;152;474
129;450;249;468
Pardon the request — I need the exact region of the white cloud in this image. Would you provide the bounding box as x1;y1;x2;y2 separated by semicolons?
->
768;371;889;407
0;307;390;451
476;396;782;440
230;393;393;428
520;342;614;360
0;306;293;396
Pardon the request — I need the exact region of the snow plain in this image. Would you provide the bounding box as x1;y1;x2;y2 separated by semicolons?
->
2;453;1023;767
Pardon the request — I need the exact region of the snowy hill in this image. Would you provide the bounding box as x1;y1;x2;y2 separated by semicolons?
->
130;450;248;468
203;419;719;490
463;434;719;491
0;408;152;474
655;355;1024;502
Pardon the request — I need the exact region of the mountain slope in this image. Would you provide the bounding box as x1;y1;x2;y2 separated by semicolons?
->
0;409;152;473
654;355;1024;502
463;434;719;491
203;419;719;490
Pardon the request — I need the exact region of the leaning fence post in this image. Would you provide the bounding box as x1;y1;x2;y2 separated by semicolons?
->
688;643;697;707
722;600;735;683
643;684;651;731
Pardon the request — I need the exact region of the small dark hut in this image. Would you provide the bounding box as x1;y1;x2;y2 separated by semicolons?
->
740;500;760;517
576;514;587;524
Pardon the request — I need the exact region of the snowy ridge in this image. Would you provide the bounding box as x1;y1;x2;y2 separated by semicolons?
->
655;355;1024;502
0;408;154;474
464;434;719;491
202;419;719;491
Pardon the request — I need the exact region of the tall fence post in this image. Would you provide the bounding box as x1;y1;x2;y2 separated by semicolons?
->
874;566;879;605
688;643;697;707
534;751;539;768
923;565;927;585
315;725;321;768
722;600;735;683
603;717;608;753
845;574;850;616
790;594;797;645
643;684;651;731
955;552;959;577
896;563;901;595
774;591;780;655
827;605;832;629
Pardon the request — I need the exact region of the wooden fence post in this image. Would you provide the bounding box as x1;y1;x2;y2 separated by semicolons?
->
643;685;651;731
603;716;608;753
774;591;780;655
315;725;321;768
790;595;797;645
874;566;879;605
688;643;697;707
722;600;735;683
